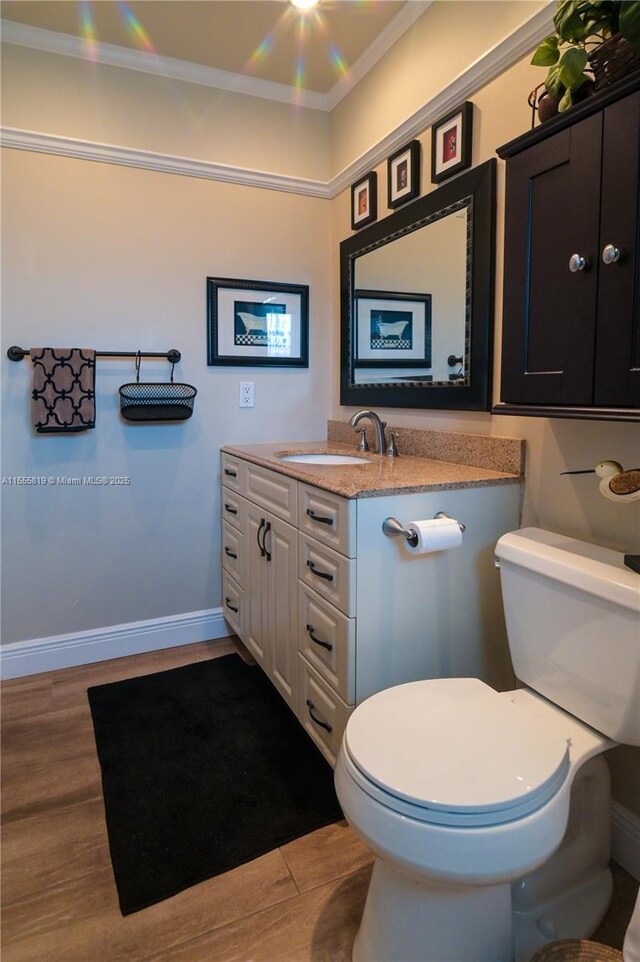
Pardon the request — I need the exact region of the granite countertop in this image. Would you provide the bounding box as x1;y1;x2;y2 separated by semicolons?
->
221;440;523;499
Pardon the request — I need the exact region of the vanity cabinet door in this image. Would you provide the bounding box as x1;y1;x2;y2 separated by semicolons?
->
243;499;298;712
245;502;270;672
266;516;298;712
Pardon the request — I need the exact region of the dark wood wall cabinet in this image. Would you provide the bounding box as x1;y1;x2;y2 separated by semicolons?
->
495;75;640;422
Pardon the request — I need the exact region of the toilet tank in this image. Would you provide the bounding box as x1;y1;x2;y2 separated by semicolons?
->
495;528;640;746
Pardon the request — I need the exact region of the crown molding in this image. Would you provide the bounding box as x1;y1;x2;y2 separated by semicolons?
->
0;19;329;109
0;127;331;197
0;2;433;112
1;4;555;200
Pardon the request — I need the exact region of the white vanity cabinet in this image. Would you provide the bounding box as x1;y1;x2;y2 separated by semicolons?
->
221;450;522;766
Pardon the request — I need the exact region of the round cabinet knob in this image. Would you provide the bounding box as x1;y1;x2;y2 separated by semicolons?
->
569;253;588;273
602;243;621;265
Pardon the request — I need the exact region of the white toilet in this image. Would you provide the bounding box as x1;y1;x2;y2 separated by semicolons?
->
335;527;640;962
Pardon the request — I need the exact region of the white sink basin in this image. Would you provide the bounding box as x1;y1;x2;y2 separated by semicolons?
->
278;453;371;465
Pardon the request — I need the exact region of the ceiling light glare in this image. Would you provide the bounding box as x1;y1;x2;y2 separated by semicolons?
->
291;0;319;10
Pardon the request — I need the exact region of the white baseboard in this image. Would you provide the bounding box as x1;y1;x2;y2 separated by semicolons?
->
0;608;229;679
611;800;640;881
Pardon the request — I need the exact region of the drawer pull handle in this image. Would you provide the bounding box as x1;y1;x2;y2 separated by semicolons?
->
257;518;266;558
306;624;333;652
306;509;333;526
263;521;272;563
307;560;333;582
306;699;332;733
224;547;238;560
224;503;238;515
224;468;237;477
225;597;238;613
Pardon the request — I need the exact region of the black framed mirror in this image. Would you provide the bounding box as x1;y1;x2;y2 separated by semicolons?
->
340;158;496;410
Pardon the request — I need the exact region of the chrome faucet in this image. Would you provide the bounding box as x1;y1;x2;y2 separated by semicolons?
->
349;410;395;456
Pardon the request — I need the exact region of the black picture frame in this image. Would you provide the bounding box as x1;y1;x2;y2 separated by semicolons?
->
351;171;377;230
354;290;432;368
387;140;421;209
207;277;309;367
431;102;473;184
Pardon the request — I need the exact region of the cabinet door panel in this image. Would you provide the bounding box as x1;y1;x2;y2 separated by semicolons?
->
594;91;640;407
267;517;298;712
245;504;270;671
501;115;602;404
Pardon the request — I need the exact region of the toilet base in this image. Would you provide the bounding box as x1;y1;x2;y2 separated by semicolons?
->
353;859;513;962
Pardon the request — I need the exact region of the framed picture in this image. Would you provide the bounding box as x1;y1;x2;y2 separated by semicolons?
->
354;290;432;368
207;277;309;367
387;139;421;208
431;102;473;184
351;171;377;230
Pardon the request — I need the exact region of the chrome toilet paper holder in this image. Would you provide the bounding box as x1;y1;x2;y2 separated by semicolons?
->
382;512;467;546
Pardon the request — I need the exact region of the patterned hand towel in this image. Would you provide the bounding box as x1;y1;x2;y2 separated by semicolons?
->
31;348;96;433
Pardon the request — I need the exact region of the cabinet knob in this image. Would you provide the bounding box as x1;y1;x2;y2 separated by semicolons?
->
569;253;588;273
602;244;621;265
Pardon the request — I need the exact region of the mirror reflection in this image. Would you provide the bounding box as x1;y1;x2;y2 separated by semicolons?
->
352;201;469;385
340;159;495;412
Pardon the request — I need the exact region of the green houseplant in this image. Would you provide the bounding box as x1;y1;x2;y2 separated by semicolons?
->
532;0;640;113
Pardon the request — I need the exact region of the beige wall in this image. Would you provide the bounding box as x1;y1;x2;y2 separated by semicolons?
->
1;148;332;642
1;43;331;180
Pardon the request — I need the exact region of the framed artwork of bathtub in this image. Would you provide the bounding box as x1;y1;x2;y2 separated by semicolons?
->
207;277;309;366
354;290;432;368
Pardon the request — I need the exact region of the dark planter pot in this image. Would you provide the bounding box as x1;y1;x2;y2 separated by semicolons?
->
589;34;640;90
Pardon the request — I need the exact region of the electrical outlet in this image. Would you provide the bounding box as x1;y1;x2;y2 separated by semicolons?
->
239;381;254;408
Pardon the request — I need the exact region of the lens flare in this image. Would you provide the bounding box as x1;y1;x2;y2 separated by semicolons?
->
310;9;350;81
246;4;294;73
117;0;155;53
78;1;98;60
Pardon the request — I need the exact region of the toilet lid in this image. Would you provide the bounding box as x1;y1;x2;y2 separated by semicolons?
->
344;678;570;825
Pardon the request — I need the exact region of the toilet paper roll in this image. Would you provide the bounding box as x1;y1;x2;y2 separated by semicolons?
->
404;517;463;555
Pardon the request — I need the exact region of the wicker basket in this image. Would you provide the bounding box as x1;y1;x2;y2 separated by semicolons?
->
589;34;640;90
528;939;623;962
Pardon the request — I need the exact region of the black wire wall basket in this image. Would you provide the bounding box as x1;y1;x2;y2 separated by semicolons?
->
119;353;197;422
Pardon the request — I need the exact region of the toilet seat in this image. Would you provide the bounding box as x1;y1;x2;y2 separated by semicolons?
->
343;678;571;828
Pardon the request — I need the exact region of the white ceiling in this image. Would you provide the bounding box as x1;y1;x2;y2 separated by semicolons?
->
0;0;432;104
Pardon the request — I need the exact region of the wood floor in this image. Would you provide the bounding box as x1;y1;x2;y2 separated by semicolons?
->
1;639;637;962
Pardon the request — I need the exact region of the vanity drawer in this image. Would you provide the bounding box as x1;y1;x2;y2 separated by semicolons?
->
222;570;244;640
221;453;246;494
298;583;355;704
298;484;356;557
221;491;246;532
298;534;356;617
221;519;245;586
246;463;298;525
298;655;352;767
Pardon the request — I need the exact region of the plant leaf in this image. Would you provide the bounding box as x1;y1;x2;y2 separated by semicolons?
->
558;46;589;89
545;64;564;99
532;35;560;65
554;0;590;41
620;1;640;53
559;87;574;111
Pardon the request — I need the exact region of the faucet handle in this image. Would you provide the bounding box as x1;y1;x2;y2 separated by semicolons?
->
357;428;370;452
386;431;399;458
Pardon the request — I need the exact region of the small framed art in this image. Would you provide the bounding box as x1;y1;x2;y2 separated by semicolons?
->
431;102;473;184
351;171;377;230
354;290;432;368
387;139;421;208
207;277;309;367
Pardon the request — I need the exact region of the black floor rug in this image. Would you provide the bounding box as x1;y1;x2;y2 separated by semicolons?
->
88;653;342;915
